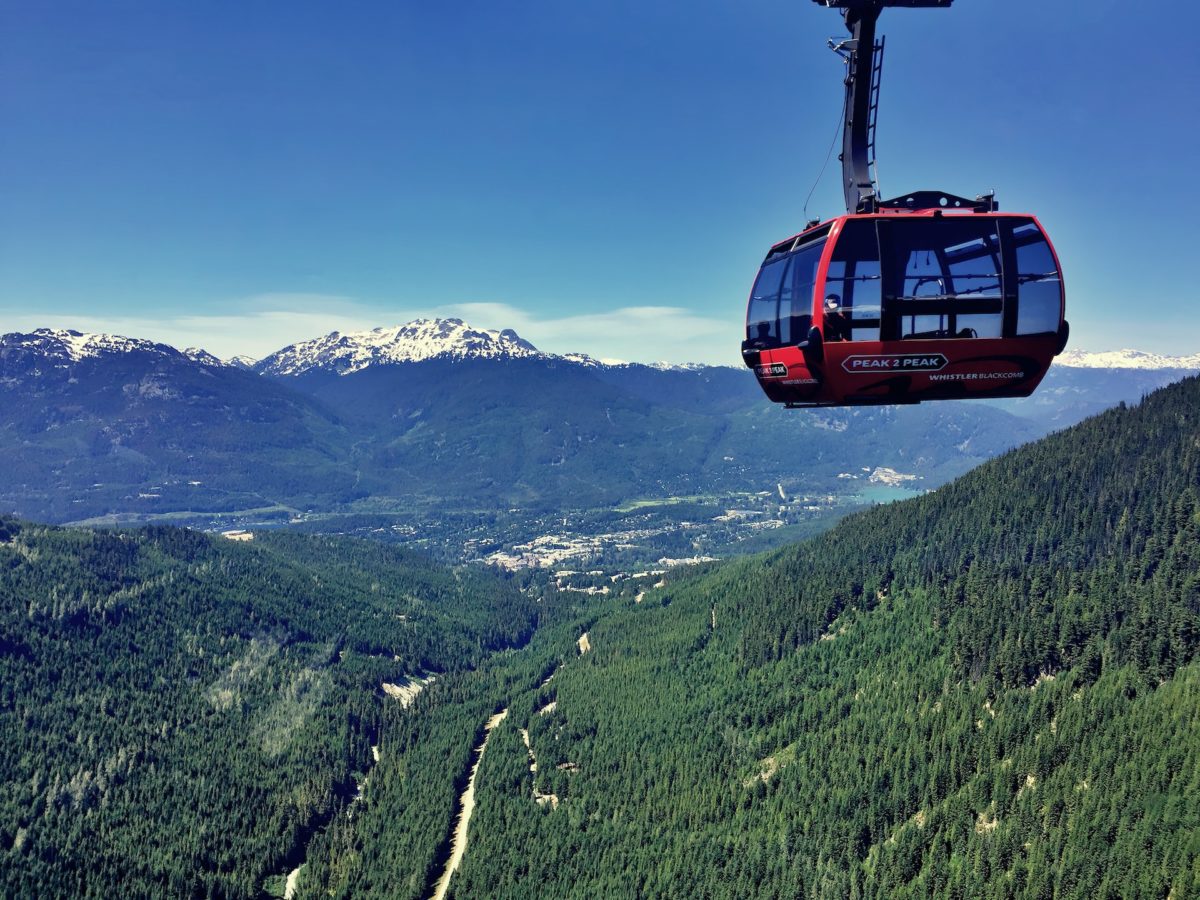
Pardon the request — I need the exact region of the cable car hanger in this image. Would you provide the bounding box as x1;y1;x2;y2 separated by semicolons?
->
818;0;994;216
740;0;1069;408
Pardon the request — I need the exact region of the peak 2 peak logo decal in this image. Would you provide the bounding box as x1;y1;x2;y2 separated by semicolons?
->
843;353;948;374
755;362;789;378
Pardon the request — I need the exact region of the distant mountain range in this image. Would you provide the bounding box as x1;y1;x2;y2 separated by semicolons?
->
0;327;355;522
252;318;730;376
15;324;1195;375
249;325;1200;375
246;326;1200;376
2;327;189;367
255;318;542;376
0;320;1194;524
1057;348;1200;369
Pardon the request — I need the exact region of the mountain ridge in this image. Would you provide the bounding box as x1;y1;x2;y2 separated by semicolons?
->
7;322;1197;374
0;328;185;367
2;322;1192;528
253;318;541;376
1057;347;1200;369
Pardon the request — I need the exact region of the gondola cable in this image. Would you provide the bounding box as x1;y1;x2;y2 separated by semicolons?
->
802;90;848;225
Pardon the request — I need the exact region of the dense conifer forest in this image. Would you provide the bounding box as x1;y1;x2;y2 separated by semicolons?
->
3;376;1199;898
0;527;537;897
300;376;1200;899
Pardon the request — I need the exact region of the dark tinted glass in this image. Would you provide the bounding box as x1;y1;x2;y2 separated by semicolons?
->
746;238;825;346
826;220;881;341
747;257;789;344
1012;221;1062;335
783;238;823;344
880;218;1004;340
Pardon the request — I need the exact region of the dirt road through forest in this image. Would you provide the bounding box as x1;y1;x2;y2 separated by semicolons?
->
429;709;509;900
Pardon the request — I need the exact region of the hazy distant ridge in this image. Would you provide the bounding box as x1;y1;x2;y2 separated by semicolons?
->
1058;348;1200;369
6;321;1196;374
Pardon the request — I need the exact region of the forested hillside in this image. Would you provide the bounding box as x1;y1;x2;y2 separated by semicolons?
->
5;375;1197;898
300;376;1200;899
0;334;361;521
279;358;1041;510
0;526;537;898
0;327;1101;524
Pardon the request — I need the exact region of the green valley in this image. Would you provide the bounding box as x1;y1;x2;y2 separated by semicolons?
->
0;525;537;897
295;376;1200;899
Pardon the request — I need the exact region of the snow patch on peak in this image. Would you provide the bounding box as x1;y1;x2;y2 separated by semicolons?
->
4;328;179;363
647;361;717;372
255;318;543;376
1058;348;1200;370
559;353;605;367
183;347;227;367
558;354;727;372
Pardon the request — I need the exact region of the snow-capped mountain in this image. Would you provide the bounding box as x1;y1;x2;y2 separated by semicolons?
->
551;352;714;371
15;323;1197;378
0;328;181;367
559;352;605;367
2;321;727;378
254;318;542;376
647;361;715;372
183;347;228;367
252;318;738;377
3;321;1190;526
1058;348;1200;370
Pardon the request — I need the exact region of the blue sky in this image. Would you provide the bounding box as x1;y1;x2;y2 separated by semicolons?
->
2;0;1198;364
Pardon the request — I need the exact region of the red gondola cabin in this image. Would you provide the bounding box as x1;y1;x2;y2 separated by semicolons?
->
743;1;1069;408
741;206;1068;407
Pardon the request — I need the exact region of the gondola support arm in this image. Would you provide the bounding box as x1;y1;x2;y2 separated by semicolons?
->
811;0;955;214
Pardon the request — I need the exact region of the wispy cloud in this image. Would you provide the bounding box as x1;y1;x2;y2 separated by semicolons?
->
0;295;745;366
442;302;742;366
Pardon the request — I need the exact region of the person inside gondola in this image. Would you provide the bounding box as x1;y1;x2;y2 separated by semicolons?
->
824;293;852;342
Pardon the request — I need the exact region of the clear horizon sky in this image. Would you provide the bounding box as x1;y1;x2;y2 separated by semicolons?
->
2;0;1198;364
